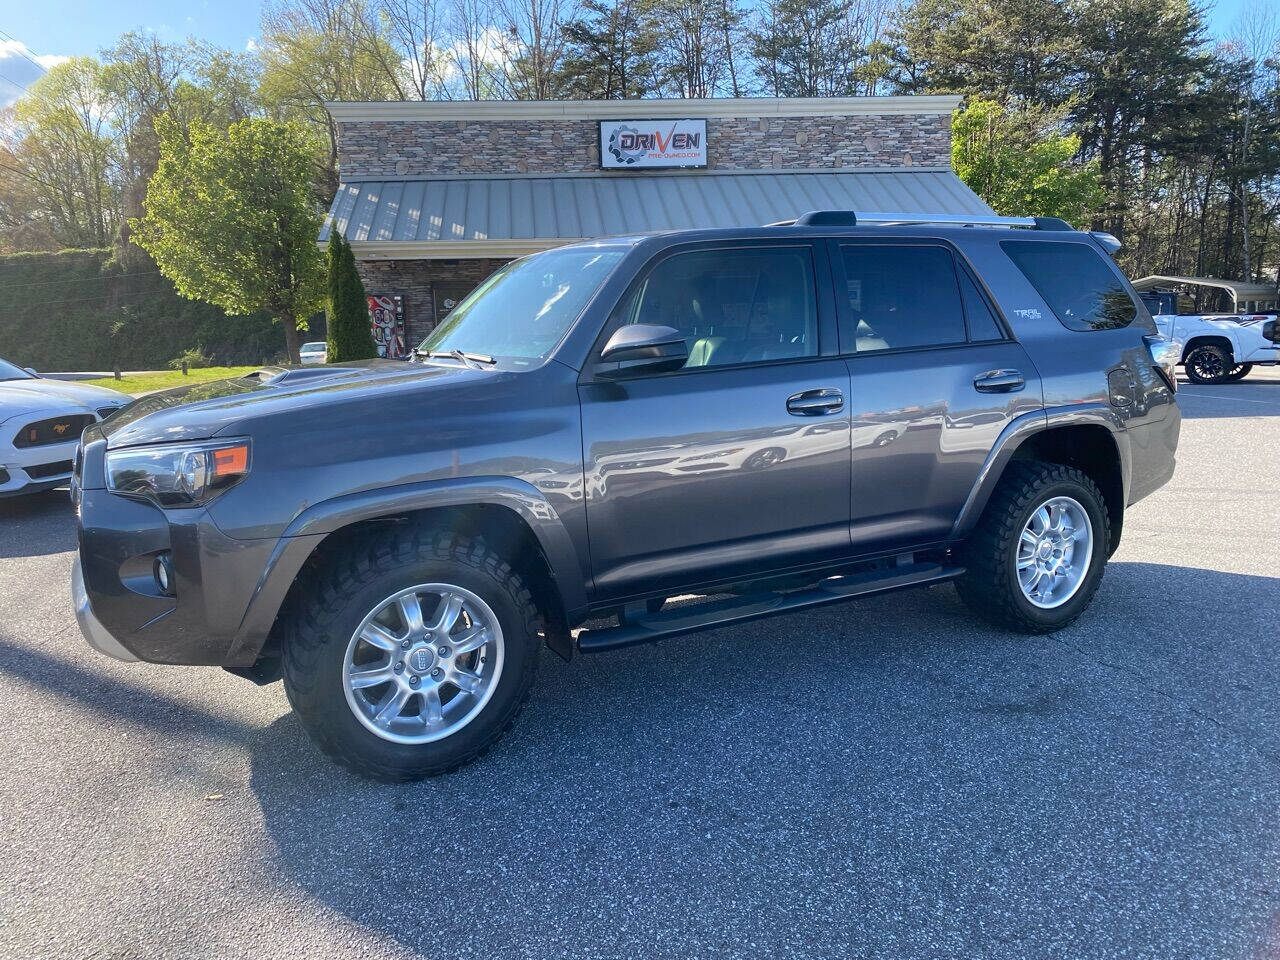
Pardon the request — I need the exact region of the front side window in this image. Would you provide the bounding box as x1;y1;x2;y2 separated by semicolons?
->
615;246;818;369
1002;240;1137;331
418;246;625;363
838;245;967;352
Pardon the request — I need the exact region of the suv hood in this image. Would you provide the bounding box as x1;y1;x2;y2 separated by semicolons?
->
0;378;129;425
96;360;492;448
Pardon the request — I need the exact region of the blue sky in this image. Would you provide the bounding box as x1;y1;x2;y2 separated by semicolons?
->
0;0;1260;107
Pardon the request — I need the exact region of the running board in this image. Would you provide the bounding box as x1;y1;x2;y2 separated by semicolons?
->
577;562;963;654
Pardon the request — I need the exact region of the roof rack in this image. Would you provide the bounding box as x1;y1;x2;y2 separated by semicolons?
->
767;210;1075;230
766;209;1122;251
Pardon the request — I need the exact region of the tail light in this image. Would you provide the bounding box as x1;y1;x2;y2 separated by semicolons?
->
1145;335;1181;392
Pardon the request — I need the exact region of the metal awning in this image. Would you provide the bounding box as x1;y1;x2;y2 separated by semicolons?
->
322;168;994;259
1131;275;1279;306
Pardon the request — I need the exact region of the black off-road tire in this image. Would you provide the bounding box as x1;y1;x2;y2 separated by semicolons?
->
1223;363;1253;383
282;527;541;781
955;461;1111;634
1183;343;1233;384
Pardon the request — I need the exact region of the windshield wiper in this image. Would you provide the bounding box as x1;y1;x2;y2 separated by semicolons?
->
427;349;496;370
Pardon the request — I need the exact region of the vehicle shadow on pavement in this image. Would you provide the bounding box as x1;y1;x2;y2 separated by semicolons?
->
232;560;1280;958
0;635;257;747
0;489;76;558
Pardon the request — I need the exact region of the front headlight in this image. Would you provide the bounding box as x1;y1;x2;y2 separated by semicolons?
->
105;439;250;507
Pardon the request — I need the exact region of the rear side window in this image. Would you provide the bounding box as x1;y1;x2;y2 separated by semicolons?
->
838;245;967;352
1002;241;1137;331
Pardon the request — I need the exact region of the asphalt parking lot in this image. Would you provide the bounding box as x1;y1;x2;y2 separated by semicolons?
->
2;371;1279;960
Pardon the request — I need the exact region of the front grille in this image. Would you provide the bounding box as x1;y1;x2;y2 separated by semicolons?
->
25;459;74;479
13;414;94;449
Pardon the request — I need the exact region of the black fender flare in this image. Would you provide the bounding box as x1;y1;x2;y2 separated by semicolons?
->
224;476;589;667
949;403;1130;541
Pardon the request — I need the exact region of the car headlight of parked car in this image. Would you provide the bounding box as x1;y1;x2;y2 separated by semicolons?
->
105;439;250;507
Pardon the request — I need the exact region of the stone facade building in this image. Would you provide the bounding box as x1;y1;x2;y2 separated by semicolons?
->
322;96;986;350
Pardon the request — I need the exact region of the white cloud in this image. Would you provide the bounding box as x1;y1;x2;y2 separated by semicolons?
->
0;41;70;108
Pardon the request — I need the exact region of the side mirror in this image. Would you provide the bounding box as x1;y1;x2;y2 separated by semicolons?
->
597;324;687;377
1264;319;1280;344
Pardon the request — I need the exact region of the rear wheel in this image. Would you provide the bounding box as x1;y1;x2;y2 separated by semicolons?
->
956;461;1111;633
283;528;540;781
1184;343;1233;384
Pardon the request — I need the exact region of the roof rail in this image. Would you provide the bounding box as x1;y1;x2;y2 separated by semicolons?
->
768;210;1076;231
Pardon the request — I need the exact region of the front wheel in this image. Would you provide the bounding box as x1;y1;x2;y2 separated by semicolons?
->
1184;344;1233;384
1223;363;1253;383
956;461;1111;633
283;529;541;781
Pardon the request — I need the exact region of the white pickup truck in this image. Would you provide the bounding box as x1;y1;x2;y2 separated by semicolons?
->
1133;276;1280;384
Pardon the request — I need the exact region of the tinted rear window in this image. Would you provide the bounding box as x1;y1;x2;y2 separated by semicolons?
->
838;245;967;351
1001;241;1137;331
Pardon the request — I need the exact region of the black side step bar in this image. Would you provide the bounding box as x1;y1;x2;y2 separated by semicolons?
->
577;562;964;654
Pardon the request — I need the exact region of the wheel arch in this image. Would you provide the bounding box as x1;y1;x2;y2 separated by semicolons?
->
952;408;1128;556
1181;334;1235;363
224;477;587;676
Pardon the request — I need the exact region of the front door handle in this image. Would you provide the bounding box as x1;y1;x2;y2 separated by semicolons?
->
787;388;845;416
973;369;1025;393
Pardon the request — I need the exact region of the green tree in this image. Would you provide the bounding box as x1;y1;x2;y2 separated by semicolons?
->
132;116;324;364
889;0;1077;104
558;0;659;99
1068;0;1216;238
750;0;857;97
325;231;377;362
2;57;122;249
952;98;1104;224
258;0;403;198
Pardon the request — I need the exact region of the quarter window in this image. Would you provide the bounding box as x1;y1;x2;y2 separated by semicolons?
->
838;245;968;352
957;267;1005;341
1001;240;1137;331
617;247;818;368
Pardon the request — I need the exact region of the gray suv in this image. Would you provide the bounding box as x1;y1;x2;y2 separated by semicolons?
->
71;211;1181;781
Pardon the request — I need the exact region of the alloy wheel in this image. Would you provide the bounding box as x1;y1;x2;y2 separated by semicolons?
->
1015;496;1094;609
342;583;504;744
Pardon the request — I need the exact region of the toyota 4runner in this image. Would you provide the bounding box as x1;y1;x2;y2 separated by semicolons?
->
71;211;1182;781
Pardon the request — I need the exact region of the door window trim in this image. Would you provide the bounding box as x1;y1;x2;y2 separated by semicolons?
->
581;239;837;383
827;237;1013;358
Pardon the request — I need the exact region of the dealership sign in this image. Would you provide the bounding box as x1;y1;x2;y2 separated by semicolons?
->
600;119;708;169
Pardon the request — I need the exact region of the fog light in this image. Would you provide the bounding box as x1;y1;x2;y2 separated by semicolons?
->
154;553;174;596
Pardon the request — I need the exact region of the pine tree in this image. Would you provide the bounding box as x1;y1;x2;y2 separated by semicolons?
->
325;232;377;363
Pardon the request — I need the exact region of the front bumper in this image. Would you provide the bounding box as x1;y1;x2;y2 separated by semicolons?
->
71;556;139;662
72;460;323;669
1;436;79;497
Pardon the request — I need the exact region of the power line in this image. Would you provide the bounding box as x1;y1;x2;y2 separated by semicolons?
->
0;29;49;75
0;71;29;95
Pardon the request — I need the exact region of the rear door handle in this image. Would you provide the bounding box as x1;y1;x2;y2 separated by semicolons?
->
787;388;844;416
973;369;1025;393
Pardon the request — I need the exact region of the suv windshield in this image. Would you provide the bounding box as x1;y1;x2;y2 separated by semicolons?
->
0;358;32;381
417;247;625;363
